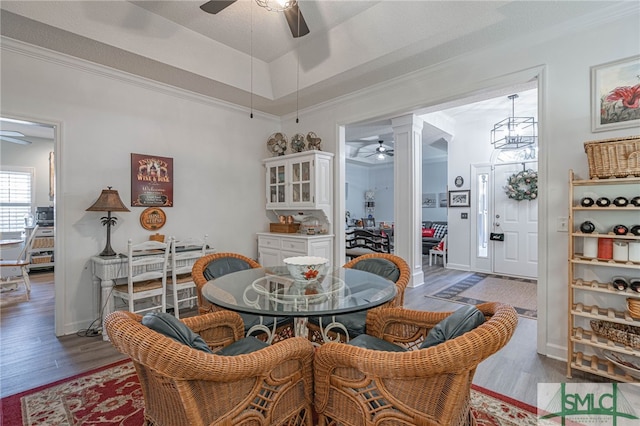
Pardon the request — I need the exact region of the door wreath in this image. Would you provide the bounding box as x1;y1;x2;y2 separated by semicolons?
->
505;169;538;201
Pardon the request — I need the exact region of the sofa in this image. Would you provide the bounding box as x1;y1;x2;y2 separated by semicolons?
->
422;221;448;255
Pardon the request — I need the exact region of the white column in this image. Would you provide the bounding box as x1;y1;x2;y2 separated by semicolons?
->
391;115;424;288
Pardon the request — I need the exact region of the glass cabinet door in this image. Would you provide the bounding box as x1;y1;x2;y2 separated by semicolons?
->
268;164;286;204
291;159;312;204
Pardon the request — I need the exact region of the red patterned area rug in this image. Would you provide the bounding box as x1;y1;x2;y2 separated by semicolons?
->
1;361;539;425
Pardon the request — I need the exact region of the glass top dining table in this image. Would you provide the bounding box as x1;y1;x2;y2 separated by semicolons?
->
201;266;397;319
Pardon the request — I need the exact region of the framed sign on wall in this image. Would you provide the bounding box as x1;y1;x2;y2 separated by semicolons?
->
131;153;173;207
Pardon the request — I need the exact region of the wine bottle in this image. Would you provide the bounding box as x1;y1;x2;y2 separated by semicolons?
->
611;277;628;291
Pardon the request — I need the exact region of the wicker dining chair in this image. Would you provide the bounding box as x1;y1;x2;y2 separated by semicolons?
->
313;302;518;426
307;253;411;344
105;310;315;426
192;252;293;341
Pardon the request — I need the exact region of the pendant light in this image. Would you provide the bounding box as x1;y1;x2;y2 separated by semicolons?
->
249;0;254;118
490;94;537;150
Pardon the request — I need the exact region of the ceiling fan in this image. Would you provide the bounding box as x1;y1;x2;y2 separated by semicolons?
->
0;130;31;145
200;0;310;38
366;141;394;158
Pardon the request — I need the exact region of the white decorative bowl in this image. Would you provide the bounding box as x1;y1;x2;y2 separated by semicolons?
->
283;256;329;282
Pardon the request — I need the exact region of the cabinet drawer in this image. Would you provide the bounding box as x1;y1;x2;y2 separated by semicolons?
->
258;236;281;249
280;239;306;253
36;228;54;237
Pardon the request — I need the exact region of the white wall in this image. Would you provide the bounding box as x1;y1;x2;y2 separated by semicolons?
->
282;12;640;359
1;40;279;335
345;161;369;223
369;164;394;224
421;160;447;222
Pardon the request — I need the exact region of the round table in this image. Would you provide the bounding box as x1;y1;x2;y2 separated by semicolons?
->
202;266;397;341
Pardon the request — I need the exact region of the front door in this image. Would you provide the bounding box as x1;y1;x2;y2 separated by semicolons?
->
492;163;538;278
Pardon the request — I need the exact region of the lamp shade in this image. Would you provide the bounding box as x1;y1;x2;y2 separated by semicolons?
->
86;188;130;212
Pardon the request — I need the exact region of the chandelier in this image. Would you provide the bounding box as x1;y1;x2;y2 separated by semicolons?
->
490;94;537;150
255;0;297;12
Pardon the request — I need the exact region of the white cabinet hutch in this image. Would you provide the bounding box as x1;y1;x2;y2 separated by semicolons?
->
257;233;333;267
264;151;333;215
260;150;334;266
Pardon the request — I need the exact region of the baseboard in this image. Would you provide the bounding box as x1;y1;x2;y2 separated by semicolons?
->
441;263;470;271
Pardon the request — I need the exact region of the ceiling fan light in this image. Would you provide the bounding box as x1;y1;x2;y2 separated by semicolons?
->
255;0;296;12
377;153;385;160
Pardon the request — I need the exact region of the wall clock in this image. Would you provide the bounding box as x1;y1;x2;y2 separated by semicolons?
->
454;176;464;187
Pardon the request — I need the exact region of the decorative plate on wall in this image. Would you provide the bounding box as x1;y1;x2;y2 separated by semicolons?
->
140;207;166;230
267;132;288;156
306;132;322;150
291;133;306;152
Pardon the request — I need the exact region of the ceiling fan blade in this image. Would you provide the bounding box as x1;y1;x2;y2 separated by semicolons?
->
0;135;31;145
200;0;237;14
284;4;310;38
0;130;25;137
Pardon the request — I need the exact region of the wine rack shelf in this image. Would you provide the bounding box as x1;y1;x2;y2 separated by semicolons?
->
566;170;640;381
570;352;637;383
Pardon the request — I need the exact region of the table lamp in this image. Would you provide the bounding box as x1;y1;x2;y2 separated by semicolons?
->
86;187;130;257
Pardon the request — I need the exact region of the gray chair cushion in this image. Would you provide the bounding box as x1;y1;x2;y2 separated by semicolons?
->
203;257;252;281
242;313;292;335
142;312;213;353
217;336;269;356
352;258;400;282
308;310;367;337
419;305;485;349
347;334;407;352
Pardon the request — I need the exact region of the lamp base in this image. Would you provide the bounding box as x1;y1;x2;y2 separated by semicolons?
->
99;245;118;257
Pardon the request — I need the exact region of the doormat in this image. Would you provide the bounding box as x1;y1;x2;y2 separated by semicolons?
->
1;360;540;426
428;273;537;319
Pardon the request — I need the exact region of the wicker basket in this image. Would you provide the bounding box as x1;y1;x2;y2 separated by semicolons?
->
628;298;640;320
590;320;640;349
584;136;640;179
269;223;300;233
32;237;54;249
31;254;53;264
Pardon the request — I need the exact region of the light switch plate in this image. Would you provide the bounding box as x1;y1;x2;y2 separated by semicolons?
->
461;212;468;219
557;217;568;232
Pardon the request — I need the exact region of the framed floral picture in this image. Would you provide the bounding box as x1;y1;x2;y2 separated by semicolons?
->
448;190;470;207
591;55;640;132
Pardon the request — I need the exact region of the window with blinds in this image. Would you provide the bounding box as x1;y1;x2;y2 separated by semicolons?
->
0;168;34;232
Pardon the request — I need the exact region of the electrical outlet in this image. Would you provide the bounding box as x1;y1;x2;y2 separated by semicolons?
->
557;216;568;232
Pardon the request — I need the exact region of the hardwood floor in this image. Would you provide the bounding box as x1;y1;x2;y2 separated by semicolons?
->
1;265;604;407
